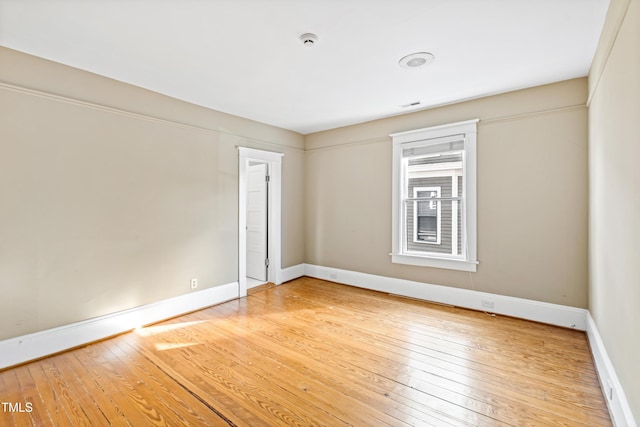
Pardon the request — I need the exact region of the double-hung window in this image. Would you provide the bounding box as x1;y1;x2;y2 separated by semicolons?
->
391;119;478;272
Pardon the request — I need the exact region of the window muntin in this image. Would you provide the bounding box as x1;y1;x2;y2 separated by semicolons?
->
390;120;478;272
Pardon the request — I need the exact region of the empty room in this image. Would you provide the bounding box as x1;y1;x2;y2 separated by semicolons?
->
1;0;638;426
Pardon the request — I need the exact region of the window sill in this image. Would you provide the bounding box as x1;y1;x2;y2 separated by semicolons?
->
391;253;478;272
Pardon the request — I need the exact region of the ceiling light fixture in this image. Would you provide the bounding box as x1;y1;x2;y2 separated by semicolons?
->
300;33;318;46
399;52;435;69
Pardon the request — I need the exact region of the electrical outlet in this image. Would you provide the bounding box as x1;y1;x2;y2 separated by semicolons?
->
190;278;198;289
481;300;494;309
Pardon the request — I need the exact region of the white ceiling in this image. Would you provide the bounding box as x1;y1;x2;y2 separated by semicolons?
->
0;0;609;134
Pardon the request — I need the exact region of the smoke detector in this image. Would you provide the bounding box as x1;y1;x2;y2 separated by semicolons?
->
300;33;318;46
399;52;435;69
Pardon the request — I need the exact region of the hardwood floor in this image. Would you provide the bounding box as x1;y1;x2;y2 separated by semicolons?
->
0;277;611;426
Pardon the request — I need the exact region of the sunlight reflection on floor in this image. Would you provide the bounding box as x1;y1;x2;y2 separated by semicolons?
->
153;342;199;351
134;320;206;337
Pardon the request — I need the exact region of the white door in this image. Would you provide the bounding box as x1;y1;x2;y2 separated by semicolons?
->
246;163;268;281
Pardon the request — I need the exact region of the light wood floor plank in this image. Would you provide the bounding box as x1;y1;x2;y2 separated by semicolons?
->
184;305;460;426
265;279;610;421
131;325;387;426
241;284;600;424
25;362;74;427
108;339;228;426
73;342;181;426
146;326;385;427
286;278;611;424
0;371;24;426
206;297;505;426
300;280;595;360
56;349;133;426
14;365;54;427
0;277;611;426
226;287;595;426
284;280;605;394
288;280;597;368
129;335;321;427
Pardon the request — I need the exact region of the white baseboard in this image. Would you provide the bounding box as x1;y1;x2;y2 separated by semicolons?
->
0;282;238;370
279;264;306;284
303;264;587;330
586;312;637;427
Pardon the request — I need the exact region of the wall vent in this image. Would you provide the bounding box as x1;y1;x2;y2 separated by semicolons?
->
401;101;421;108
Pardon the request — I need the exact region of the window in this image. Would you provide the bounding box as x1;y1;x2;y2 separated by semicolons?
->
391;119;478;272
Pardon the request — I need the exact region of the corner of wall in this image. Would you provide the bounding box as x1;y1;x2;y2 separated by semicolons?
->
588;0;632;105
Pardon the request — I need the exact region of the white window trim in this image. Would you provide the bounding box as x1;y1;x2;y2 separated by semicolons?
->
412;186;441;245
390;119;478;272
451;170;462;257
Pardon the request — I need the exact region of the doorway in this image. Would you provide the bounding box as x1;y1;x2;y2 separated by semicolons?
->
246;161;268;284
238;147;283;297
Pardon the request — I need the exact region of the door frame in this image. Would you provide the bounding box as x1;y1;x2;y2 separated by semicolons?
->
238;147;284;297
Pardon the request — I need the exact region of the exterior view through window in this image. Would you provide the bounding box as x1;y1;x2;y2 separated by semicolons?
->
406;153;462;255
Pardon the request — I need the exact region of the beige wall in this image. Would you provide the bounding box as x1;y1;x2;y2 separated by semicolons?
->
588;0;640;420
0;47;305;340
306;78;589;307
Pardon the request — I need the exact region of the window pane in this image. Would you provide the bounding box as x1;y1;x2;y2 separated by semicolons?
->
405;199;463;257
417;214;437;242
404;148;463;258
